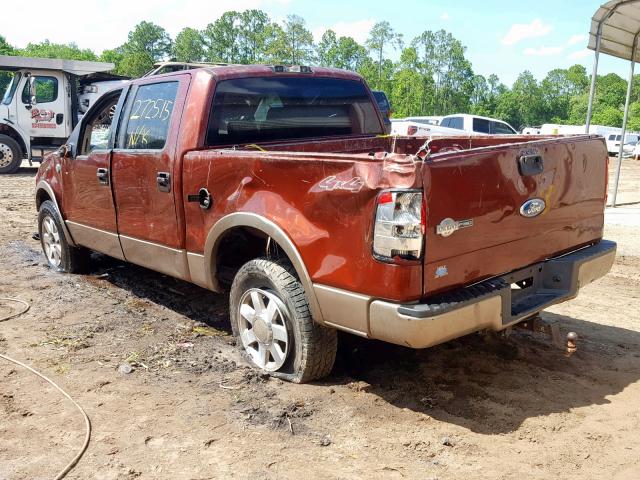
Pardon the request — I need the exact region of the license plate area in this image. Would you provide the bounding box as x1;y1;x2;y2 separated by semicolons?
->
502;263;563;319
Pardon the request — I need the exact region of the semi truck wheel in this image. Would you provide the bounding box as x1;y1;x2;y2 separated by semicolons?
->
38;200;89;273
230;258;337;383
0;135;23;174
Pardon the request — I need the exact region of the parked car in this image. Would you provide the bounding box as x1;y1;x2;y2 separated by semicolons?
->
440;113;517;134
391;118;477;136
404;116;443;126
35;65;615;383
372;90;391;134
606;133;640;156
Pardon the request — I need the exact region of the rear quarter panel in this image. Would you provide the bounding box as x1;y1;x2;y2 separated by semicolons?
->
182;150;424;301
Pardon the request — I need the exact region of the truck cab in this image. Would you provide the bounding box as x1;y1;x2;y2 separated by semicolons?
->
0;55;119;173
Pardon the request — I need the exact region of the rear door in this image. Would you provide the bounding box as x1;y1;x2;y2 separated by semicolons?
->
111;75;190;278
422;136;607;296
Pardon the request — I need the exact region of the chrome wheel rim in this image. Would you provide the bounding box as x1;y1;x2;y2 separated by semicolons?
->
0;143;13;168
237;288;290;371
41;216;62;268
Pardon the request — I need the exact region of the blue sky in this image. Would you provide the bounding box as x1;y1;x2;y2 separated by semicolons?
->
1;0;629;86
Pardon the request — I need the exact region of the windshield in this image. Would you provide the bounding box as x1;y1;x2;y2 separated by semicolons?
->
1;73;21;105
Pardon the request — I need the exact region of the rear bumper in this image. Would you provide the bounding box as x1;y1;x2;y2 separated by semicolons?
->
367;240;616;348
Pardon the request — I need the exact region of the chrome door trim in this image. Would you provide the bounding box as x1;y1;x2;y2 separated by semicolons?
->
119;235;190;281
65;221;124;260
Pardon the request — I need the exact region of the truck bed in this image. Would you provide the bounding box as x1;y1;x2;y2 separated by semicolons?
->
190;133;607;301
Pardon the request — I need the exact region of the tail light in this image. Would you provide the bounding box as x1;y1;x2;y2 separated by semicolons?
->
407;125;418;135
605;154;610;204
373;190;424;262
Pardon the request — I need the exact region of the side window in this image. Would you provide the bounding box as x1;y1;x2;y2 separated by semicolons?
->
492;121;516;134
79;92;121;155
121;81;178;150
450;117;464;130
473;117;491;134
22;76;58;104
441;118;450;128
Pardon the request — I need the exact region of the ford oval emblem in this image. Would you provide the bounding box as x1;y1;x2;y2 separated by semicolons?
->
520;198;546;218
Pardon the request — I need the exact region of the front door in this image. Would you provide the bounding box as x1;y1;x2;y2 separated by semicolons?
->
110;76;189;278
16;71;68;140
61;88;126;259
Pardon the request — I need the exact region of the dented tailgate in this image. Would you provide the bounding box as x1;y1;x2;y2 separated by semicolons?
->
422;135;608;296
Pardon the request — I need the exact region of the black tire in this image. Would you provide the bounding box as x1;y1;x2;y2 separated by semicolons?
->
0;134;23;174
38;200;89;273
230;258;337;383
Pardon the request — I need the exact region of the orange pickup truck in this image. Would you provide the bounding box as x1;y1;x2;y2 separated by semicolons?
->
35;65;616;382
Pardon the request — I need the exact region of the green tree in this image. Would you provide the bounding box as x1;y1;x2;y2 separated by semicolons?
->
100;48;125;73
316;30;338;66
203;11;240;63
279;15;314;64
119;21;172;77
365;21;403;89
173;27;204;62
390;47;429;117
19;40;97;60
237;10;271;63
0;35;15;93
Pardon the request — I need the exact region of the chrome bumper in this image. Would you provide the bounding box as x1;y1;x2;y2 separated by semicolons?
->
368;240;616;349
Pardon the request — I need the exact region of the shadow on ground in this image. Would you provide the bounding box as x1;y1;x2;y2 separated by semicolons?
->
12;242;640;436
331;313;640;434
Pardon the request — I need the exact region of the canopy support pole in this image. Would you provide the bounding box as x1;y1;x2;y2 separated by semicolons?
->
586;21;604;133
611;33;639;207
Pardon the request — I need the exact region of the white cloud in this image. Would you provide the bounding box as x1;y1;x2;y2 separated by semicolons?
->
1;0;290;54
523;46;564;56
441;12;450;21
502;19;553;46
567;34;588;46
312;19;376;45
567;49;592;60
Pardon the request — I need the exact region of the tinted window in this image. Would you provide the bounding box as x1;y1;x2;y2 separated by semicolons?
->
473;117;491;134
440;118;450;128
491;121;516;134
449;117;463;130
373;91;390;111
122;82;178;150
206;77;382;146
22;76;58;104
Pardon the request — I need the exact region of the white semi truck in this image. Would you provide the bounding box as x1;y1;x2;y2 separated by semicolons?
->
0;56;127;173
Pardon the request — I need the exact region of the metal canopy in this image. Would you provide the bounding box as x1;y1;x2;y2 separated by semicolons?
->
586;1;640;207
0;55;114;76
588;1;640;61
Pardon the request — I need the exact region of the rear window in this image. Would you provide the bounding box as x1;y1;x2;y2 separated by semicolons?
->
445;116;463;130
206;77;382;146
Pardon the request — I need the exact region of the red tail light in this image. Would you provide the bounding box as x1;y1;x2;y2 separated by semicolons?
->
407;126;418;135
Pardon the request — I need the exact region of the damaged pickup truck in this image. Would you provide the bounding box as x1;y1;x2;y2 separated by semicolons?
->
35;65;616;382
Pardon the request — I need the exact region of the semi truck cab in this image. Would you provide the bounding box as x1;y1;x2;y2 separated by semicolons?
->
0;55;120;173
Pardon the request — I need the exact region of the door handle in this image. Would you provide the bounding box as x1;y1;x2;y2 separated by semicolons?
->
156;171;171;192
96;167;109;186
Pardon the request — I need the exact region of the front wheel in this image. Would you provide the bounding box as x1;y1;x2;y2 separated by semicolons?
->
0;134;23;174
38;200;89;273
230;258;337;383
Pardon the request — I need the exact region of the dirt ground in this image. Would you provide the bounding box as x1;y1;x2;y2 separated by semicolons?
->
0;159;639;480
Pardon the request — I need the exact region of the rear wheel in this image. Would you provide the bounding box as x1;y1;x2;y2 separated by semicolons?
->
230;258;337;383
38;200;89;273
0;135;23;174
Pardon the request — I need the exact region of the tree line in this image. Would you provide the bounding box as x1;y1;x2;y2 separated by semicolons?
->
2;10;640;131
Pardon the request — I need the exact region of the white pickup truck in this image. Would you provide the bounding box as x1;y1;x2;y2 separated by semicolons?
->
0;56;126;173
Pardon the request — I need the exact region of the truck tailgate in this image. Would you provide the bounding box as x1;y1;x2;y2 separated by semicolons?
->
422;135;607;296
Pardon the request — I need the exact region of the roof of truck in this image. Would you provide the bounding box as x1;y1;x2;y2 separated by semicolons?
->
0;55;114;76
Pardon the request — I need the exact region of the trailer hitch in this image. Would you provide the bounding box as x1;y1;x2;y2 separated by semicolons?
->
515;316;578;356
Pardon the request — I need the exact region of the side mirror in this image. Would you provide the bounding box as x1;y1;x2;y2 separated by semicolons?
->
29;76;37;106
58;144;74;158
